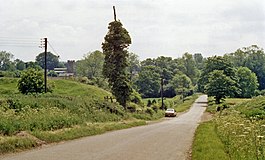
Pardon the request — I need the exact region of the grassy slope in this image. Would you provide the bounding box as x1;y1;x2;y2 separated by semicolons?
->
0;78;144;154
192;96;265;160
0;78;200;154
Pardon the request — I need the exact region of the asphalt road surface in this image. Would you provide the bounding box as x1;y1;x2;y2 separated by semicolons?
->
0;95;207;160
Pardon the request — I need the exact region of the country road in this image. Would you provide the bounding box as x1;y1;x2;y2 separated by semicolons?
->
0;95;208;160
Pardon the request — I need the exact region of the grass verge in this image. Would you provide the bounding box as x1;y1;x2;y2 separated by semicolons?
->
174;94;199;112
192;121;229;160
0;120;146;154
32;120;146;143
0;136;38;155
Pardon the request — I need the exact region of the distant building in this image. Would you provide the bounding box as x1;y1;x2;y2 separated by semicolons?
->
54;68;74;77
66;60;75;74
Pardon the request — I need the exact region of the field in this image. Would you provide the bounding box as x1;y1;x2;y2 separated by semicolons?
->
192;97;265;160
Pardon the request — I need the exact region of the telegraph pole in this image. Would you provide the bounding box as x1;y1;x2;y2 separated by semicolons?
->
40;38;48;93
161;77;164;110
113;6;117;21
43;38;48;93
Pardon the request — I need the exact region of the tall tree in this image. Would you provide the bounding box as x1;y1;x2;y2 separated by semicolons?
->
181;52;199;85
127;52;140;80
197;56;236;92
135;66;161;98
76;50;104;78
35;52;59;70
205;70;238;104
236;67;258;98
0;51;15;71
170;73;193;101
102;15;132;108
14;59;25;70
225;45;265;90
193;53;204;70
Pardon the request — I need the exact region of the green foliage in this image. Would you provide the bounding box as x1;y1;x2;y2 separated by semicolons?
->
0;136;38;154
135;66;161;98
35;52;59;70
205;70;238;104
181;52;199;84
32;120;146;143
127;52;140;80
170;73;193;98
226;45;265;90
198;56;236;93
75;50;104;79
0;51;15;71
198;97;265;160
14;59;26;70
215;112;265;159
129;89;143;105
17;68;45;94
236;67;258;98
235;96;265;119
102;20;132;108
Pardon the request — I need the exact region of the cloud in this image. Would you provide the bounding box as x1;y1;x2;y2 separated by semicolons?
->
0;0;264;61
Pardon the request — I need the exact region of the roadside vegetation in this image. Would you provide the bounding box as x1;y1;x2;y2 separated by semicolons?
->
0;78;198;154
192;97;265;160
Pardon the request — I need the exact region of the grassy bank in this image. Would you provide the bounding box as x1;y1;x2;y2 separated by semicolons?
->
0;78;199;154
192;96;265;160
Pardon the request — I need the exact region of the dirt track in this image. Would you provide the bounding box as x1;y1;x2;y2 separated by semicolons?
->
0;95;207;160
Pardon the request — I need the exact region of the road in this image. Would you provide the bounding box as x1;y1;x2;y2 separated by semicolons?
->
0;95;207;160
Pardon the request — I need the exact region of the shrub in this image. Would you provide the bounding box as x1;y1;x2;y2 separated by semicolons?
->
17;68;45;94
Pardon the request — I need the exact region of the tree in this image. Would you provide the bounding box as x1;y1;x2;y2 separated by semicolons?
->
14;59;25;70
102;19;132;108
0;51;15;71
127;52;140;80
225;45;265;90
18;68;45;94
135;66;161;98
205;70;238;104
236;67;258;98
170;73;193;101
193;53;204;70
181;52;199;85
198;56;237;92
35;52;59;70
76;50;104;79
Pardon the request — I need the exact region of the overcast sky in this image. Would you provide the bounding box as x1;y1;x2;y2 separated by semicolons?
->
0;0;265;61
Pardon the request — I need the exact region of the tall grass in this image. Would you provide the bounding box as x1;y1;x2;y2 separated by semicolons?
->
193;97;265;160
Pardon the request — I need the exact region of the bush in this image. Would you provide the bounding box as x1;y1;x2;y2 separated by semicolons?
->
18;68;45;94
130;89;143;105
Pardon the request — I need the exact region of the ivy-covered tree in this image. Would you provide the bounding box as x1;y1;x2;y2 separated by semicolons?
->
102;17;132;108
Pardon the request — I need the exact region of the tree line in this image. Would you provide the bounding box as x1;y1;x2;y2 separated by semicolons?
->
1;16;264;107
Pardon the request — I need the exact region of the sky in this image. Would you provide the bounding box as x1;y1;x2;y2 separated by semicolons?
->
0;0;265;62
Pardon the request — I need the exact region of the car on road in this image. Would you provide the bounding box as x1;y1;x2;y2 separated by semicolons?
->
165;108;177;117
